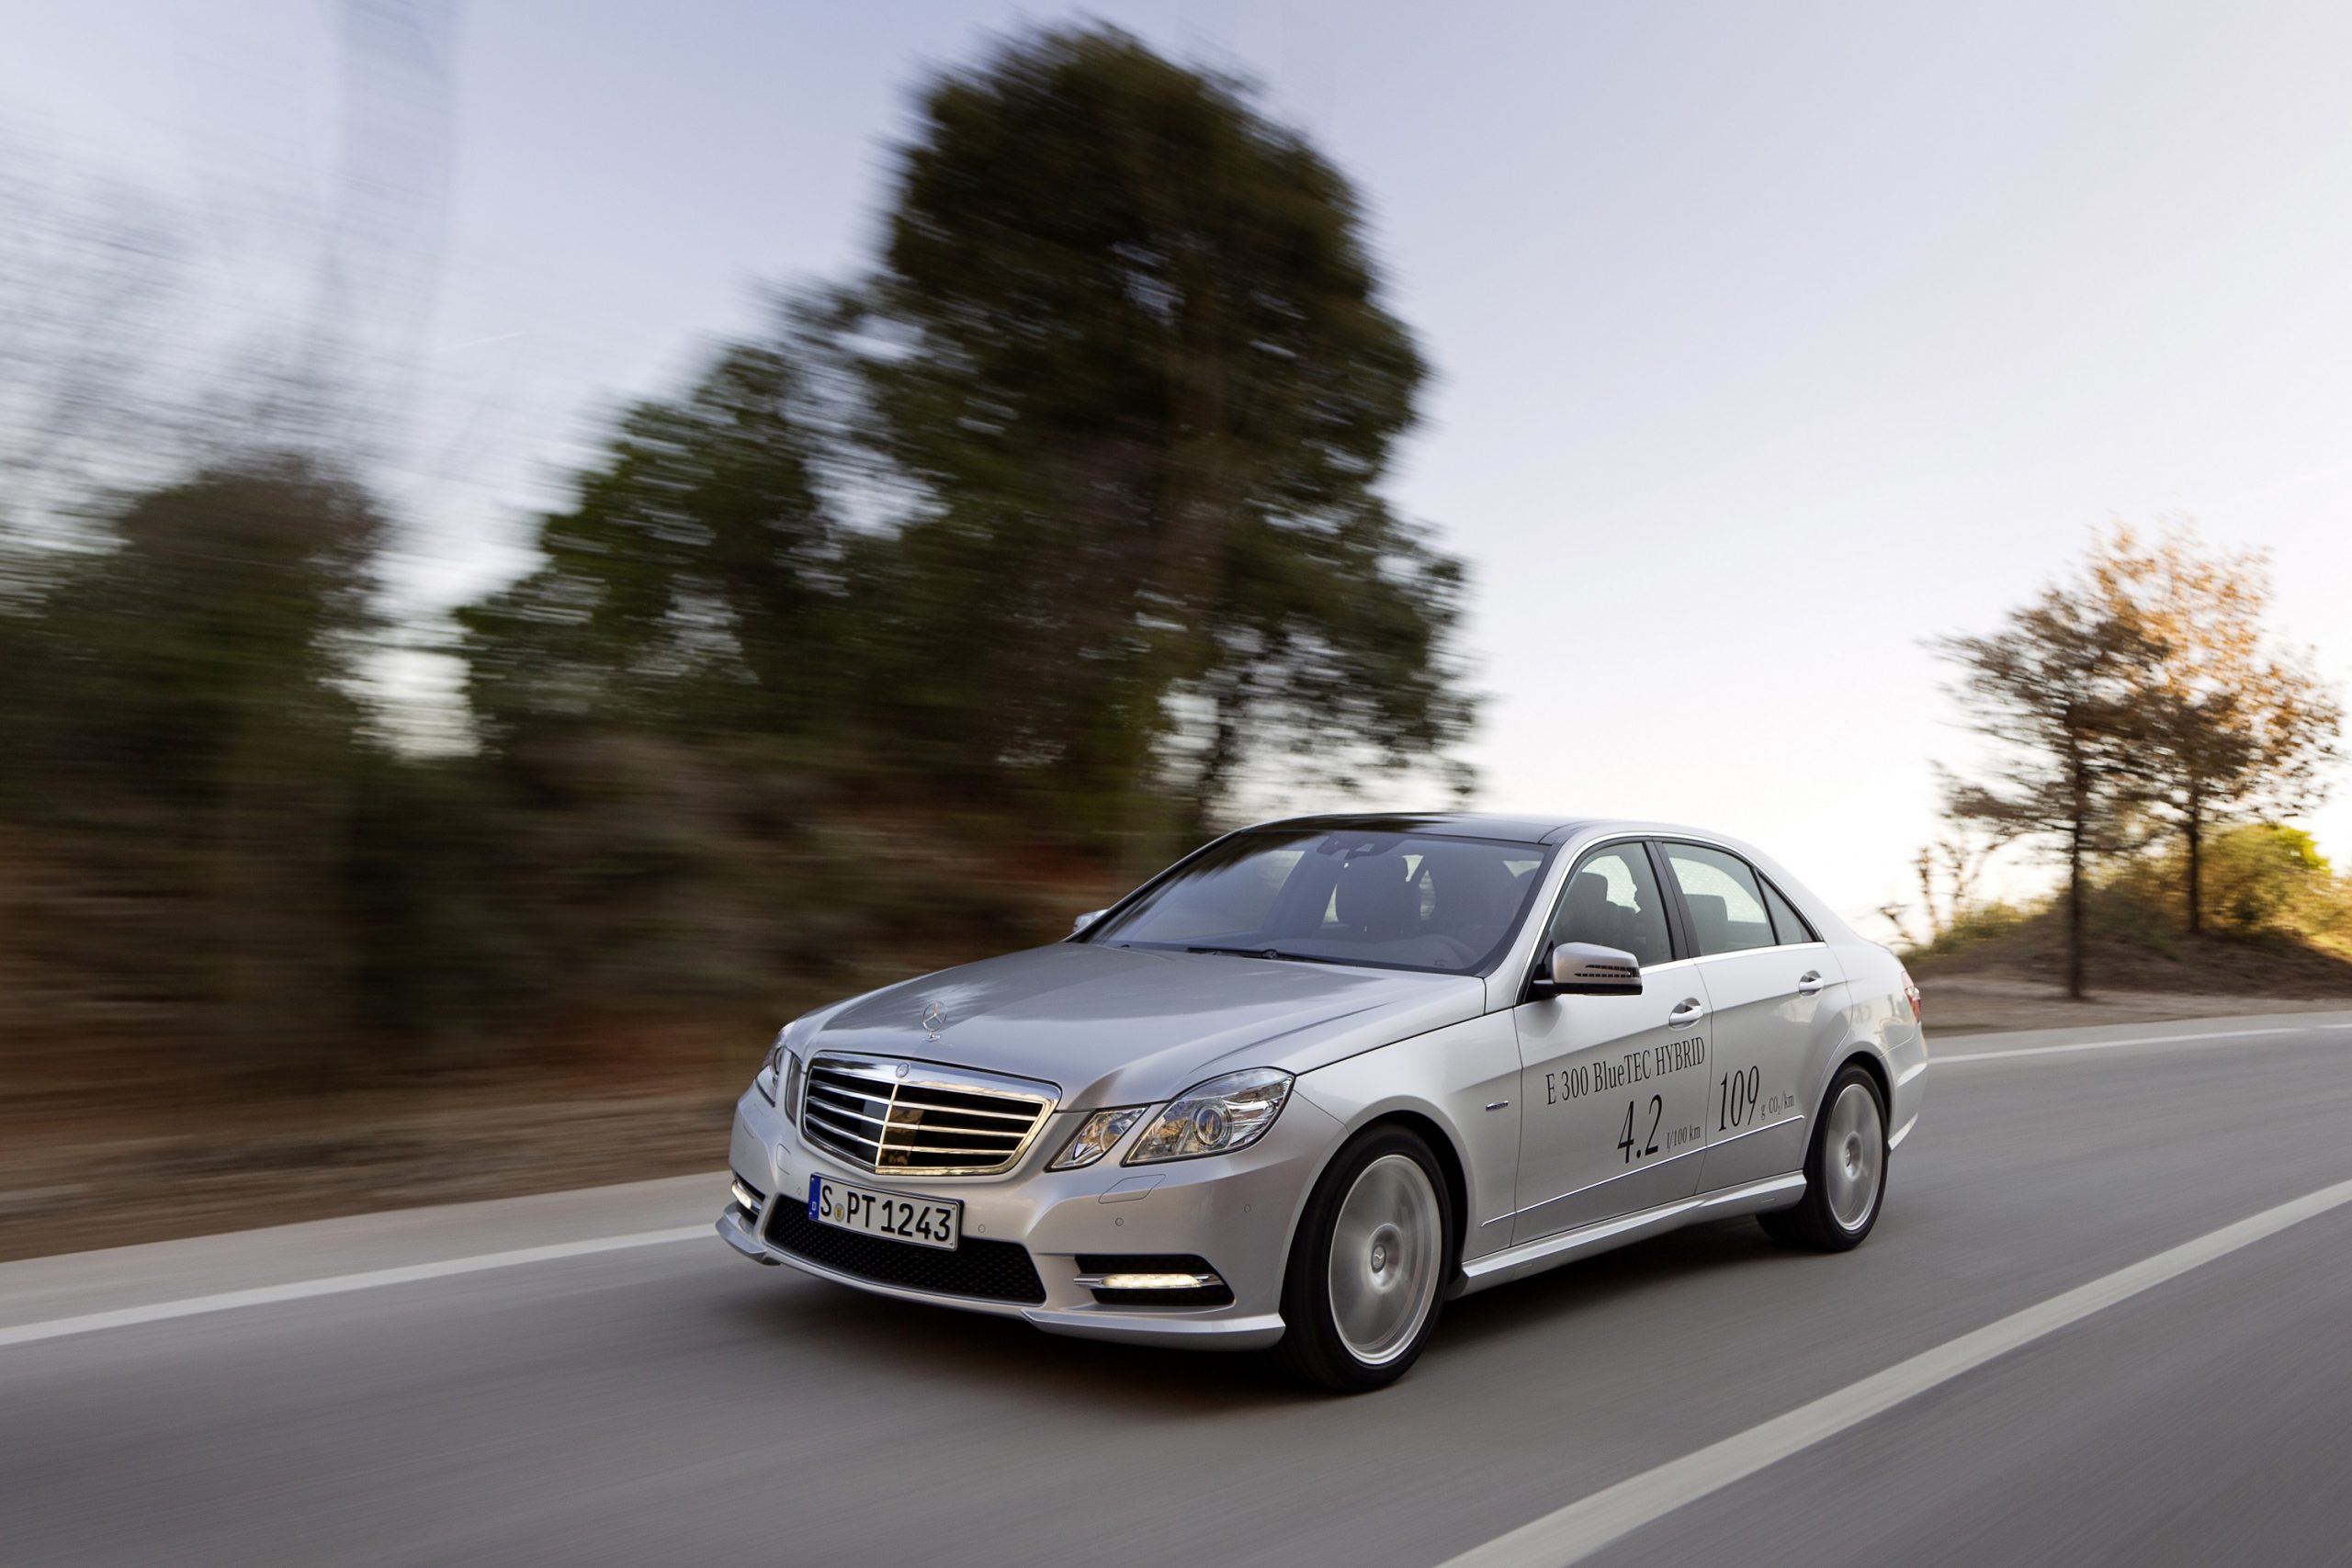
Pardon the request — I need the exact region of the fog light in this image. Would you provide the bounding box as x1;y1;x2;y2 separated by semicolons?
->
1074;1254;1235;1306
1099;1271;1222;1291
729;1177;764;1214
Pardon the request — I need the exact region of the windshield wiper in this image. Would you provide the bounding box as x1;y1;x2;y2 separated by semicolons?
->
1184;945;1351;965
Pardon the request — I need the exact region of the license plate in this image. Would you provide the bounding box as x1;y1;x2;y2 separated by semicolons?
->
808;1175;961;1251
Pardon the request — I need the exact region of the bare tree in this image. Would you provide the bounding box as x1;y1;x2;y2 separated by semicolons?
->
1905;818;2000;942
1934;574;2154;998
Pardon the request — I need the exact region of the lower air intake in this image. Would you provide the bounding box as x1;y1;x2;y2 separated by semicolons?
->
765;1201;1047;1304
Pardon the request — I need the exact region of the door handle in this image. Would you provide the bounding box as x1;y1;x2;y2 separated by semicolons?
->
1796;970;1825;996
1667;998;1705;1026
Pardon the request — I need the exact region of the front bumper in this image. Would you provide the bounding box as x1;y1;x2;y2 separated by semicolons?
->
717;1083;1337;1350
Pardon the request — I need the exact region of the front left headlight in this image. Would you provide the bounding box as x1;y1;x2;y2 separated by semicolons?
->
1124;1068;1294;1164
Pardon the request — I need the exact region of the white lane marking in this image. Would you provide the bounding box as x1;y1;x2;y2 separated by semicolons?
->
0;1225;711;1351
1939;1021;2352;1066
1437;1173;2352;1568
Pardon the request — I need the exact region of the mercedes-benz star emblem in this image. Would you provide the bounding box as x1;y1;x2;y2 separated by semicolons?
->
921;1001;944;1041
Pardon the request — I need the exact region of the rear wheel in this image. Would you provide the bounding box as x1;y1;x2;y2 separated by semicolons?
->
1758;1064;1886;1252
1276;1126;1454;1393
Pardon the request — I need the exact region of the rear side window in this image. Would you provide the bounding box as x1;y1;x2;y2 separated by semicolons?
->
1662;843;1775;955
1761;878;1816;945
1549;843;1673;969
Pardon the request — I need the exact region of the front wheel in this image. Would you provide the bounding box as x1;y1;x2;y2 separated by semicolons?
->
1276;1126;1455;1393
1758;1064;1887;1252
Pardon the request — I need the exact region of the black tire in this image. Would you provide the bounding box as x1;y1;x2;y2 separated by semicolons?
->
1276;1125;1457;1393
1758;1062;1888;1253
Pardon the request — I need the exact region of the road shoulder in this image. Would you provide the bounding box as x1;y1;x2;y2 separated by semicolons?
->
0;1168;725;1333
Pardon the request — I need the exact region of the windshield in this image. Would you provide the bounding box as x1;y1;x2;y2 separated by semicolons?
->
1087;829;1553;976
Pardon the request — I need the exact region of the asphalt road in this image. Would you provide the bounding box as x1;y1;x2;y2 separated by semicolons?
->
6;1010;2352;1568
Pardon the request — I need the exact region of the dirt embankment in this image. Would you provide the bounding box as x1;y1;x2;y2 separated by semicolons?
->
1905;908;2352;1034
0;1062;746;1265
0;1007;785;1263
1915;976;2352;1036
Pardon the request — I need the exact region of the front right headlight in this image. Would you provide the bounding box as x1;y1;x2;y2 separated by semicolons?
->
1047;1106;1150;1170
755;1024;807;1111
1124;1068;1294;1164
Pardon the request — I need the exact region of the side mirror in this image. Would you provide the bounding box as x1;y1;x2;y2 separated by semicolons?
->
1071;908;1107;937
1539;942;1643;997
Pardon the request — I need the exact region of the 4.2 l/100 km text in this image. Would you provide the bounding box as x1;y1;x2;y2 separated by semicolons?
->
1618;1093;1702;1163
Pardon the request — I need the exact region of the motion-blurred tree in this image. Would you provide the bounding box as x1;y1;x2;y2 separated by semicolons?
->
2086;527;2341;933
458;342;842;750
450;338;887;1023
2;459;386;1066
1934;570;2155;998
850;25;1474;850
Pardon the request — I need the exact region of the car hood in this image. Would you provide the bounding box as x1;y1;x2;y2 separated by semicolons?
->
801;942;1487;1106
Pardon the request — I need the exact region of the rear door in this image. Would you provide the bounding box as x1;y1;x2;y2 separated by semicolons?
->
1510;840;1713;1244
1656;841;1844;1193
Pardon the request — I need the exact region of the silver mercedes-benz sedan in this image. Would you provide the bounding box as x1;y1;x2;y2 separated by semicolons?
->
718;814;1927;1391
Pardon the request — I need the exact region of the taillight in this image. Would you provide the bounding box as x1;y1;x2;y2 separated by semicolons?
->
1902;974;1922;1022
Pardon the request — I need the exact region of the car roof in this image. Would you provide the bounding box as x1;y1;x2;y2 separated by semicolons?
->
1243;811;1610;846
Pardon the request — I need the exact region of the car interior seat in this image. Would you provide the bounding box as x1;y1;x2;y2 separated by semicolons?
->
1332;853;1420;942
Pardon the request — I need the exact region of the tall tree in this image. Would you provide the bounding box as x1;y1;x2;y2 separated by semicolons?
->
1934;572;2154;998
851;25;1473;848
2086;526;2341;933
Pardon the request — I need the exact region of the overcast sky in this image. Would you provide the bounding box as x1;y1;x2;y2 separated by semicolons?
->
8;0;2352;930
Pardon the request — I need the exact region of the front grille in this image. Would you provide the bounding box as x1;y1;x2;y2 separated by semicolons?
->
799;1055;1057;1176
764;1201;1047;1303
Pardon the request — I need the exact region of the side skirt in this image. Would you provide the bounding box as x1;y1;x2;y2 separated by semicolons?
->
1452;1173;1805;1297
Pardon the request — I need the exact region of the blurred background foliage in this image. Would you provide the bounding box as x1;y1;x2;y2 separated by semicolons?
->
0;26;1476;1096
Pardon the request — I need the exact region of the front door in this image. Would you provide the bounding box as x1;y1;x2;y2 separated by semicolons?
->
1511;840;1714;1244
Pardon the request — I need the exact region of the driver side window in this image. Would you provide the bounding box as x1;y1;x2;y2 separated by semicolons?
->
1549;843;1673;969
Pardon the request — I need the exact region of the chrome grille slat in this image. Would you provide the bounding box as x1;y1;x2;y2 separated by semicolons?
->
801;1097;1038;1134
799;1054;1057;1177
884;1127;1025;1147
879;1145;1025;1157
813;1068;1036;1105
801;1111;885;1150
877;1097;1040;1122
804;1099;897;1127
817;1088;1041;1122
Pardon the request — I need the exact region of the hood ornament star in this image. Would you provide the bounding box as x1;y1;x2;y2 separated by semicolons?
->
921;1000;944;1041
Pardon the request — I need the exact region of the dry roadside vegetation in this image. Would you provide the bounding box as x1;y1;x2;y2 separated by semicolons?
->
1903;831;2352;1034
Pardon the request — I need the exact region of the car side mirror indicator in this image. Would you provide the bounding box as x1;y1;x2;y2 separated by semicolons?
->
1071;908;1107;937
1543;942;1643;997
